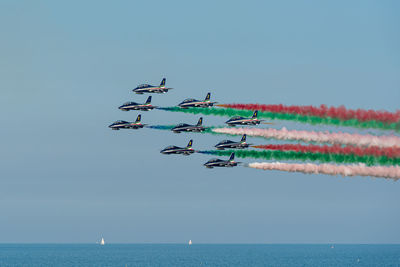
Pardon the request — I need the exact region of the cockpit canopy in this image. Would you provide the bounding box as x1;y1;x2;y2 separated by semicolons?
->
208;158;222;163
230;116;244;120
165;145;178;150
219;140;233;144
114;120;128;124
123;101;138;106
136;84;152;89
182;98;197;103
176;123;190;127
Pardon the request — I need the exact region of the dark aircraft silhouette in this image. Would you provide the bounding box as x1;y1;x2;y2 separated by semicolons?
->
171;117;205;133
204;152;239;168
225;110;262;126
160;140;195;155
215;134;250;150
108;114;145;130
132;78;172;94
178;93;217;108
119;96;156;111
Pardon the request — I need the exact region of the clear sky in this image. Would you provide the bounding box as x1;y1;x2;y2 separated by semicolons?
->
0;0;399;243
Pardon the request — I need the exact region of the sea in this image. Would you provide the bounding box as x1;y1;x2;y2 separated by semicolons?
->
0;244;399;267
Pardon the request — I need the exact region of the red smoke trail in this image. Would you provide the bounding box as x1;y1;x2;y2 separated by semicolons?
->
218;104;400;124
247;162;400;180
253;144;400;158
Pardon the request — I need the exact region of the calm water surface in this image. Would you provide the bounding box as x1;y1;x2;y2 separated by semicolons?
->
0;244;399;266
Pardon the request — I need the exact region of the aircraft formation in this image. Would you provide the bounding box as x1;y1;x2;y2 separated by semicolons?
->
108;78;400;180
109;77;262;168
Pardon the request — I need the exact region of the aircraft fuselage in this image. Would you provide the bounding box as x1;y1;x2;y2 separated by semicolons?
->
215;142;249;150
160;147;194;155
226;119;261;126
171;126;205;133
132;87;171;94
204;160;238;168
109;123;144;130
119;104;155;111
179;101;216;108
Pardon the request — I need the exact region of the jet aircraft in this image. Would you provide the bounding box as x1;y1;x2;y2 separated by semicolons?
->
225;110;262;126
204;152;239;168
215;134;250;150
108;114;145;130
171;117;205;133
132;78;172;94
160;140;195;155
178;93;217;108
119;96;156;111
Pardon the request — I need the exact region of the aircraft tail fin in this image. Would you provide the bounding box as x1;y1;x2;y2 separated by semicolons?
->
252;110;258;118
241;134;247;143
135;114;141;123
205;92;211;102
197;117;203;126
160;78;166;87
145;96;152;104
187;139;193;148
229;152;235;162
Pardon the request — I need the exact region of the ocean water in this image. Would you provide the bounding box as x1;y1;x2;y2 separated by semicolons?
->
0;244;399;267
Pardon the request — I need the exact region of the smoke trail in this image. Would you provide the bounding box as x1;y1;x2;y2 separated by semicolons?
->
158;107;250;117
213;127;400;148
245;162;400;180
219;104;400;124
147;125;176;130
199;150;400;166
253;144;400;158
158;107;400;131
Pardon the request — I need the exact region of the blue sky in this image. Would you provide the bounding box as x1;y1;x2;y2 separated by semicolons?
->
0;0;399;243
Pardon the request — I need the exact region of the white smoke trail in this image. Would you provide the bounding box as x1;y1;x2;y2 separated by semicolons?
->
246;162;400;180
213;127;400;148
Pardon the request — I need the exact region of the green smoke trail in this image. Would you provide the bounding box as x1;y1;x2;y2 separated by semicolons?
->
200;150;400;166
147;125;176;130
160;107;400;132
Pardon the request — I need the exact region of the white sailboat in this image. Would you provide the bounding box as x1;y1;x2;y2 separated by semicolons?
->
100;237;105;245
188;240;192;245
